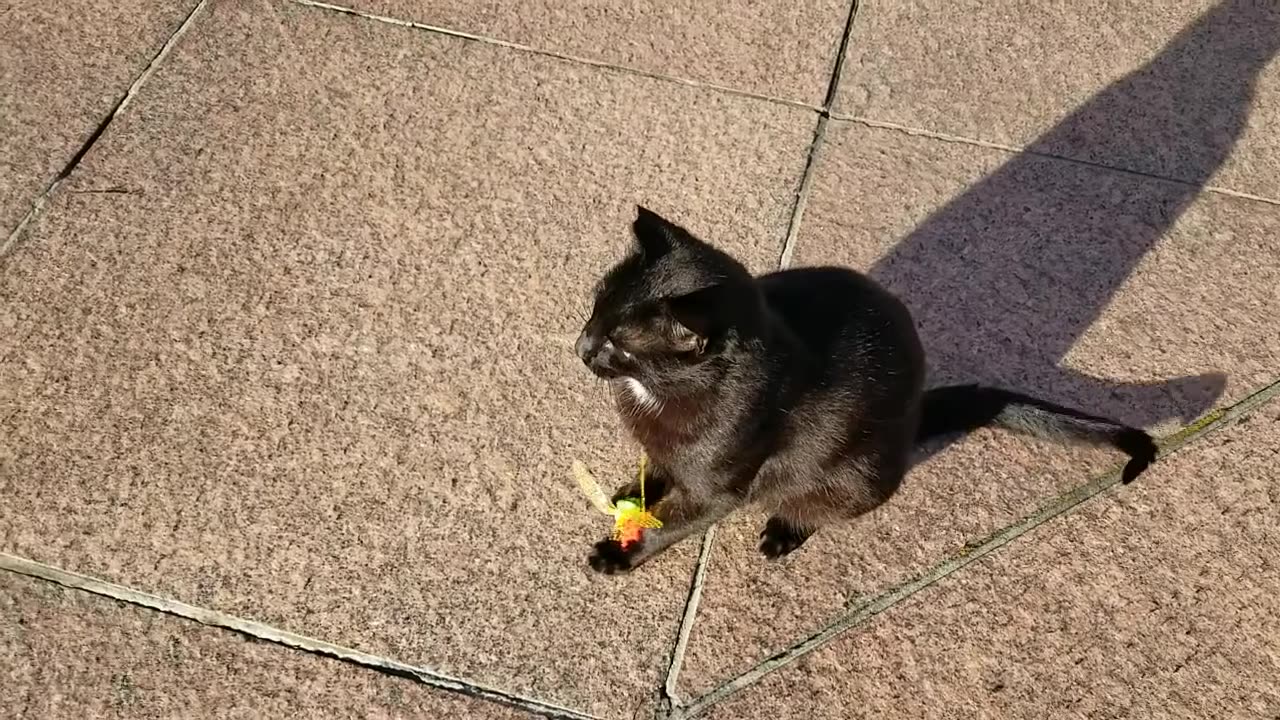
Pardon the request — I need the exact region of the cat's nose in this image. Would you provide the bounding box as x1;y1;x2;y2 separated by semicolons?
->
575;331;603;364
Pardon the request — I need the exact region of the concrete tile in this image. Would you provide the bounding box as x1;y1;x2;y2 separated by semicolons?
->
1;573;531;719
0;0;198;234
705;404;1280;719
0;1;812;716
676;120;1280;695
837;0;1280;198
352;0;850;104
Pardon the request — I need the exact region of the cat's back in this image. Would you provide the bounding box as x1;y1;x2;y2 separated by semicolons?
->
758;266;920;360
757;266;924;454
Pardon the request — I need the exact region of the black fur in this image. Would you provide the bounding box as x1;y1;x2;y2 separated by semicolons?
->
918;384;1158;483
576;207;1158;573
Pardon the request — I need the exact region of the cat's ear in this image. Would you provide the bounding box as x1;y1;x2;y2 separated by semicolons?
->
664;284;731;353
632;205;681;258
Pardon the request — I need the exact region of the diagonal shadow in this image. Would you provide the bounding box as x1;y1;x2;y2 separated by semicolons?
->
864;0;1280;437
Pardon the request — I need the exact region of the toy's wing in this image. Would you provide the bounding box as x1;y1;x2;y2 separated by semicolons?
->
632;511;663;529
572;459;615;516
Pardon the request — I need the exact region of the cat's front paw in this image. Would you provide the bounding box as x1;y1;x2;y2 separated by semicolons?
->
588;538;634;575
759;517;810;559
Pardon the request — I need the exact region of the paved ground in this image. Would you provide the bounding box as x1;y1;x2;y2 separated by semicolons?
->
3;1;1278;718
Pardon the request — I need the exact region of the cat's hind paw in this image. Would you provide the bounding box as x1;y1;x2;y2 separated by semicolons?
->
759;517;810;559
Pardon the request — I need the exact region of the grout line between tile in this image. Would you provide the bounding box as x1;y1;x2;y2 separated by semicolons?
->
671;376;1280;718
1196;185;1280;206
818;0;861;112
776;116;829;270
832;114;1280;207
659;528;718;714
295;0;1280;212
0;0;210;261
777;0;860;270
0;554;600;720
288;0;821;114
659;5;863;713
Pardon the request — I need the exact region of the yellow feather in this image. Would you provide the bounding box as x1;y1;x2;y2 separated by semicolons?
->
572;459;616;516
634;513;664;529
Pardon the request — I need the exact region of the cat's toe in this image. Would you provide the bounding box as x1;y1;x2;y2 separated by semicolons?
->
588;539;633;574
759;519;809;559
758;534;804;559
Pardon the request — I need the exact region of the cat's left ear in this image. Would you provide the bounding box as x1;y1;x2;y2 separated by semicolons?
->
664;284;732;353
632;205;684;258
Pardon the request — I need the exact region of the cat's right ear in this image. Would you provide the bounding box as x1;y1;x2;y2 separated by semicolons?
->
632;205;677;258
664;284;731;353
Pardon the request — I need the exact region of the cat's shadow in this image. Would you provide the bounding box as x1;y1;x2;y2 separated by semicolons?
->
856;0;1279;447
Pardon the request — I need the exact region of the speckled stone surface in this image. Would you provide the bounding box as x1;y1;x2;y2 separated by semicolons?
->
0;573;532;719
6;0;1280;717
675;119;1280;697
0;0;198;234
837;0;1280;198
0;1;812;716
351;0;851;104
705;404;1280;719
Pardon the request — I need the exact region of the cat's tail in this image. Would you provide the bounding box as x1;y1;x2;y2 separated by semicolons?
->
917;384;1158;484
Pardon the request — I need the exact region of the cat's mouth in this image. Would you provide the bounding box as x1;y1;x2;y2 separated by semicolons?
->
575;332;627;379
586;359;624;380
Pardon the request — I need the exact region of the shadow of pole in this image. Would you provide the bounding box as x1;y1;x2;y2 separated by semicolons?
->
866;0;1280;438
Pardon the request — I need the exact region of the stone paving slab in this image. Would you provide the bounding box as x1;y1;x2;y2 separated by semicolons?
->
0;1;813;716
703;401;1280;719
0;0;199;235
5;0;1280;718
1;572;532;719
347;0;851;104
837;0;1280;198
675;118;1280;696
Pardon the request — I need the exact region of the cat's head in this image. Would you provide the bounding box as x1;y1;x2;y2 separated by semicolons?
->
574;206;761;388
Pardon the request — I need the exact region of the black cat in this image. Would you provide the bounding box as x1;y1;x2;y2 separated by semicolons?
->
575;206;1156;574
